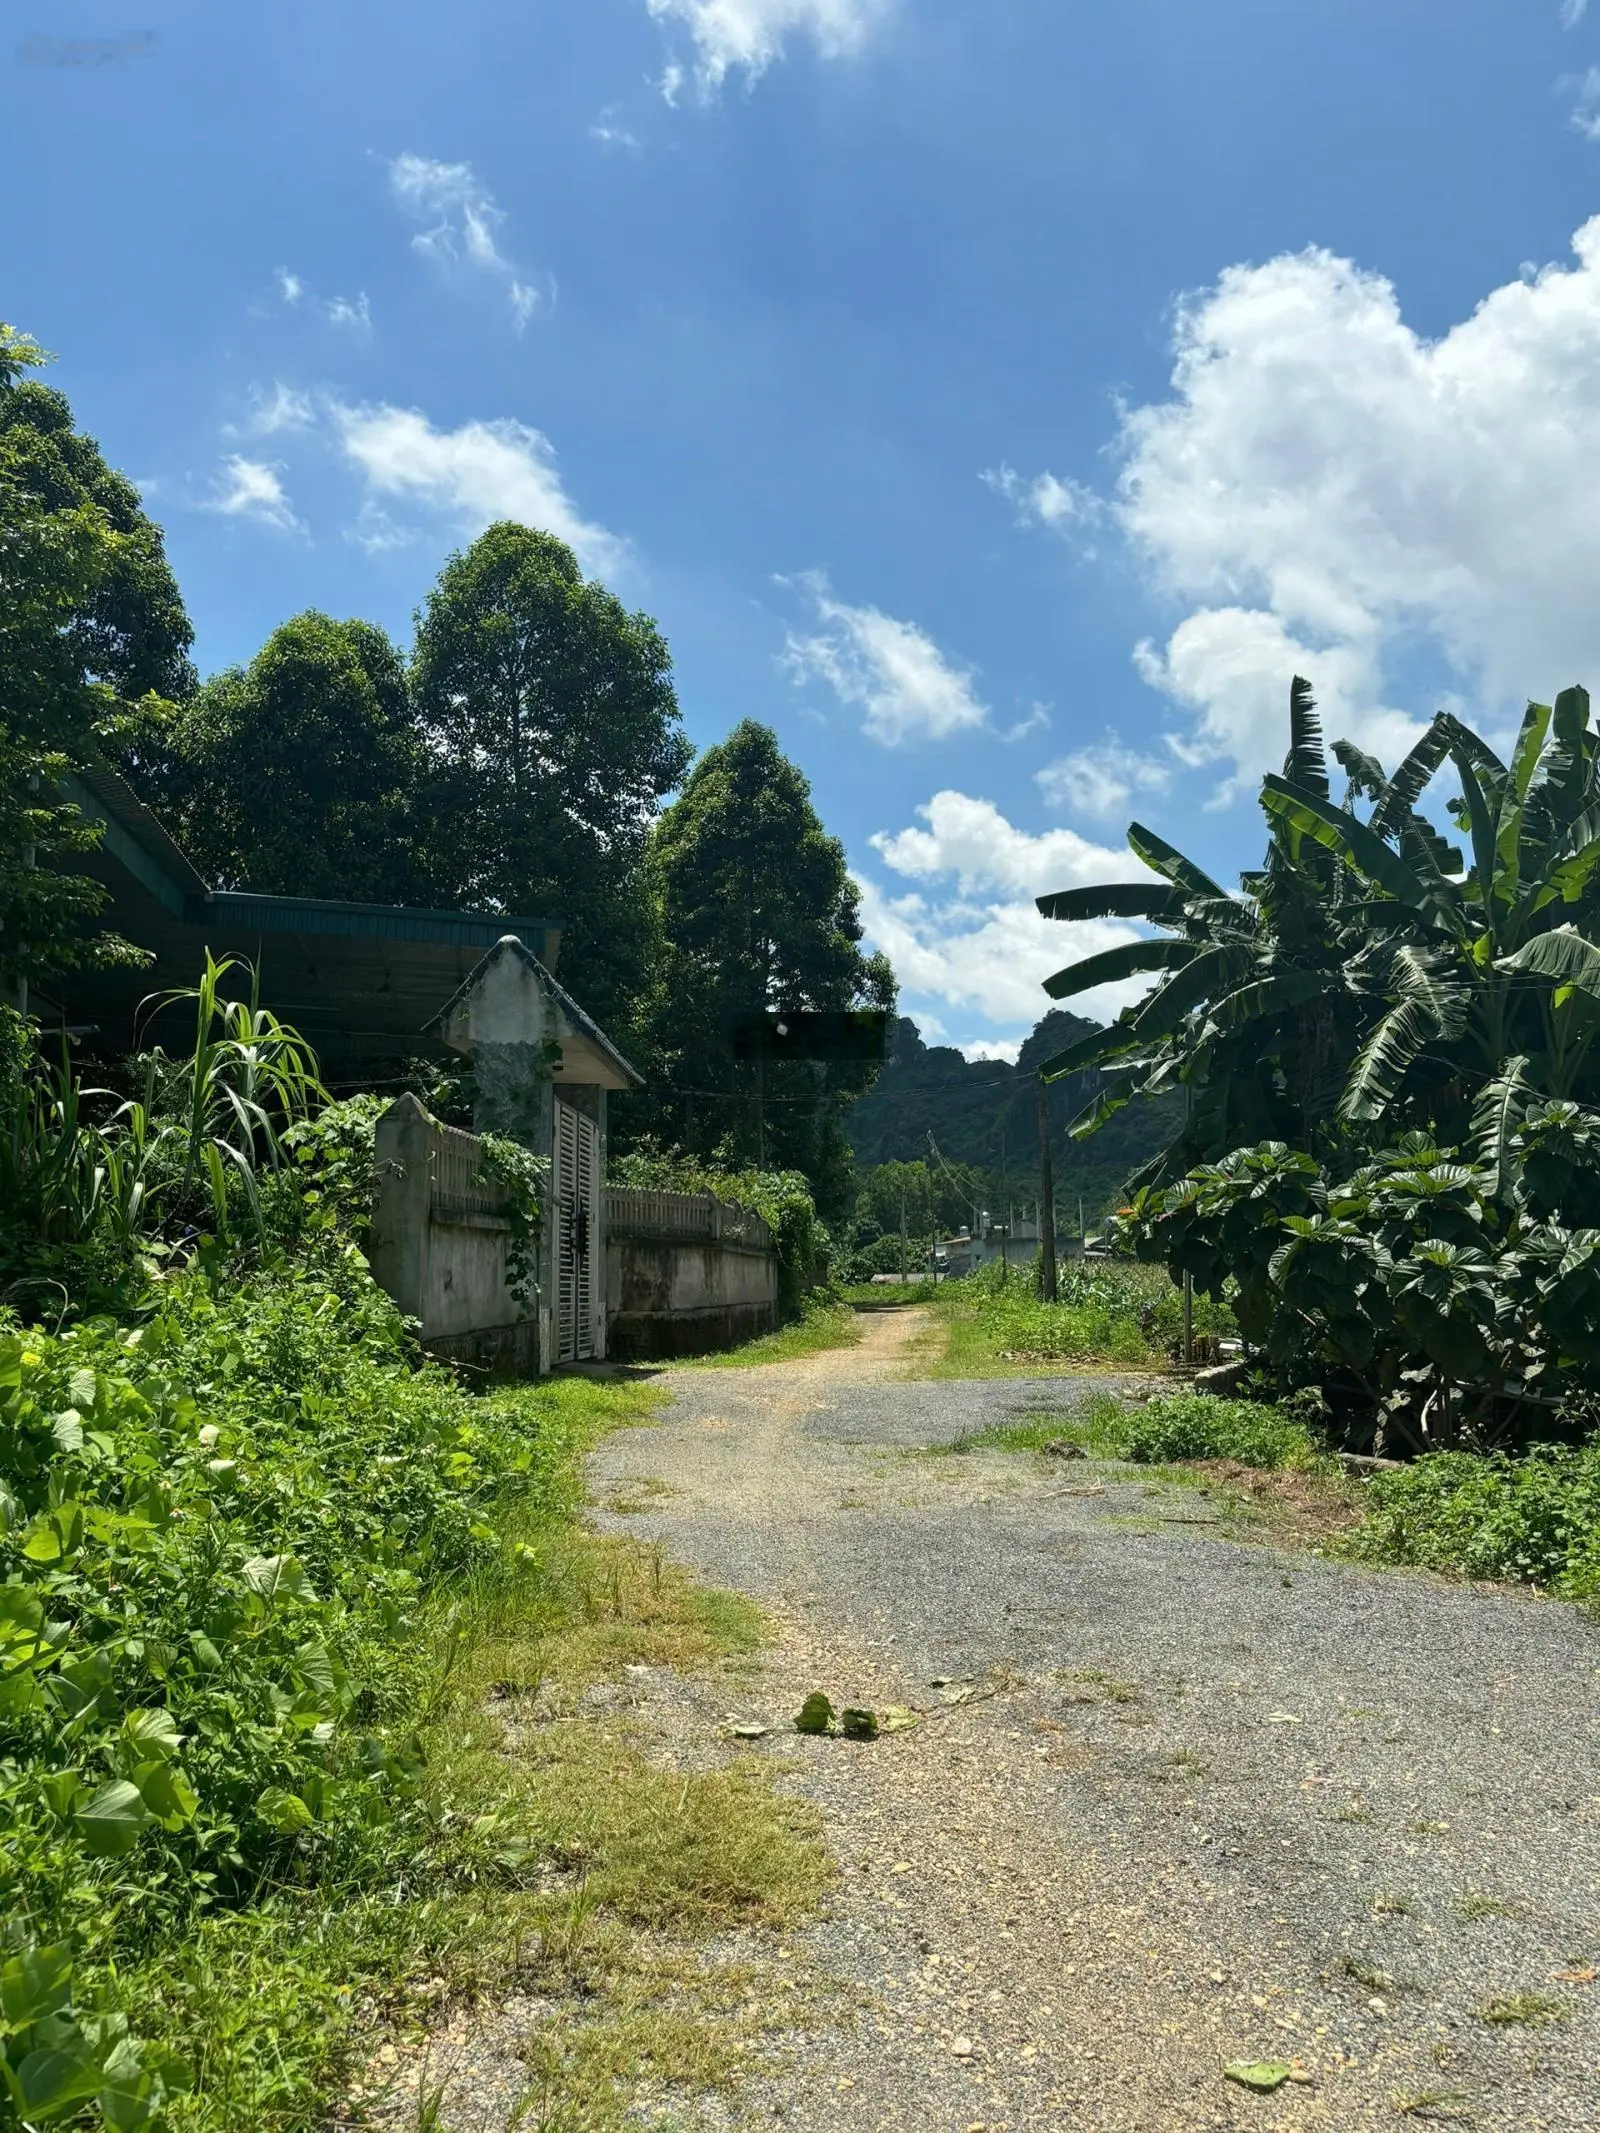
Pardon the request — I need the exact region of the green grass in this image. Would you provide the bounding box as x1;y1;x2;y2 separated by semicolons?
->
938;1389;1328;1472
910;1259;1235;1378
682;1298;863;1369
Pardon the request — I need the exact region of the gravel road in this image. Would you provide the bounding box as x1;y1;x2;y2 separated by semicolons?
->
581;1309;1600;2132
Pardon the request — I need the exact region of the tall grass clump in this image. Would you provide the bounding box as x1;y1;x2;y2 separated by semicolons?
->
937;1256;1233;1371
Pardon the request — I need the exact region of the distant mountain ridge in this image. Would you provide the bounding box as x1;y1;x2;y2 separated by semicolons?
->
845;1013;1181;1227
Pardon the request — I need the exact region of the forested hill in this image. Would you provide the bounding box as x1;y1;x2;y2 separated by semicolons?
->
845;1013;1182;1226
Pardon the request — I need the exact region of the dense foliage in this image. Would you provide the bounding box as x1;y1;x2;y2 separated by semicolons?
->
640;721;895;1218
0;326;193;990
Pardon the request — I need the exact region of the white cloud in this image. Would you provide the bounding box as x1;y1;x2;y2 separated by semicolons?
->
983;463;1102;533
1007;216;1600;797
276;267;302;305
246;381;315;436
1037;739;1174;821
387;152;547;332
592;108;642;150
205;456;300;533
345;501;419;555
331;402;624;577
326;291;372;334
869;790;1139;897
646;0;892;94
783;575;988;745
1569;67;1600;139
961;1038;1022;1064
1563;0;1589;28
855;792;1154;1031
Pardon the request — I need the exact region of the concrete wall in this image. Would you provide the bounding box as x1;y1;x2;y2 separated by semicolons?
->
606;1188;779;1360
371;1094;539;1374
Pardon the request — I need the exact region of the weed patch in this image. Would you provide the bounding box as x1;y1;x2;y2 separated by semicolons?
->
1348;1445;1600;1600
684;1300;862;1370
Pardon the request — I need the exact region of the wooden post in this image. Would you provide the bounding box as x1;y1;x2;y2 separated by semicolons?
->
1035;1074;1058;1303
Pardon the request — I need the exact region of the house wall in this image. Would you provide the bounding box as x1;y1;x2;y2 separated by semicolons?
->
606;1189;779;1360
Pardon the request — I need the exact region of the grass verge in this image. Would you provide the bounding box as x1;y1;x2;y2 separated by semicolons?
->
904;1261;1234;1379
1345;1443;1600;1602
943;1390;1331;1472
683;1298;863;1370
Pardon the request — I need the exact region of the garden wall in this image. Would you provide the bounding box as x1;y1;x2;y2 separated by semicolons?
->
370;1094;539;1375
605;1188;779;1360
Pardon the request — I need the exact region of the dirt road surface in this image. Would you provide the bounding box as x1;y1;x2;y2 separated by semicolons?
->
583;1308;1600;2132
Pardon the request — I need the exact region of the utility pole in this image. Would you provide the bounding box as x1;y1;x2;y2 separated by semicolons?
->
1035;1073;1058;1302
998;1112;1008;1284
900;1183;908;1284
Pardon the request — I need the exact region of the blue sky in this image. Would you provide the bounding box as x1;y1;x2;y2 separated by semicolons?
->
11;0;1600;1054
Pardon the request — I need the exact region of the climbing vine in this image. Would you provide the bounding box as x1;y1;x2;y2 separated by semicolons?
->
478;1134;548;1305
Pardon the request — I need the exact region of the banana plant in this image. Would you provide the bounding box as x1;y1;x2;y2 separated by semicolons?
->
1036;678;1600;1175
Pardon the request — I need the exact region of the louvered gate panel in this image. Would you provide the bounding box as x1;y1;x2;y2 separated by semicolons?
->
556;1101;580;1365
573;1109;597;1361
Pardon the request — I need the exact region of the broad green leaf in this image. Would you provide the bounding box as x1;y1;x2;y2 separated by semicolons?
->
1043;938;1195;1003
1126;822;1228;902
75;1780;150;1858
132;1761;199;1830
1500;926;1600;1000
50;1410;84;1454
1034;1023;1143;1082
21;1503;84;1564
1284;675;1328;797
255;1785;315;1834
0;1478;18;1535
241;1553;313;1602
0;1941;73;2029
15;2043;103;2116
1130;945;1257;1040
1035;882;1183;923
1370;717;1451;838
66;1367;97;1413
122;1708;183;1763
1260;777;1435;915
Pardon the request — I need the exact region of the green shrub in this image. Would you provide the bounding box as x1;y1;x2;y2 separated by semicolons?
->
1350;1445;1600;1598
1119;1392;1326;1471
0;1243;572;2127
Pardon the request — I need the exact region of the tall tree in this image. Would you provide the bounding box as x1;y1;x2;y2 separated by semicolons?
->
411;523;692;1035
149;612;425;905
0;326;194;992
646;720;896;1216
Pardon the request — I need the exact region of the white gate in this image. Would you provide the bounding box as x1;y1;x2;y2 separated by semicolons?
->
555;1099;601;1364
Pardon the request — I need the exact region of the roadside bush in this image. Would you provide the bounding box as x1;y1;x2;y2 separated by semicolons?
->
1350;1445;1600;1599
1119;1392;1326;1471
945;1258;1233;1368
0;1245;550;2128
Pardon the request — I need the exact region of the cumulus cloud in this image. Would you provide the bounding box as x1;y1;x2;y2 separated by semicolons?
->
205;456;300;533
854;792;1153;1032
1005;216;1600;796
1037;739;1174;821
331;401;623;576
783;575;988;745
646;0;893;94
387;153;549;331
276;267;302;305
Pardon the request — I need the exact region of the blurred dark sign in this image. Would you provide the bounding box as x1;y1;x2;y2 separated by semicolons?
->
726;1010;891;1066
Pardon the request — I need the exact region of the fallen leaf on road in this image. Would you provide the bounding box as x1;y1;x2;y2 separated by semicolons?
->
1224;2060;1293;2092
795;1693;834;1735
880;1705;921;1732
729;1723;768;1739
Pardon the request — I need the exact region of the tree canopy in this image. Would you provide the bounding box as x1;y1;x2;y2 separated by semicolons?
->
411;522;692;1034
645;720;896;1216
0;326;194;989
148;613;425;906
